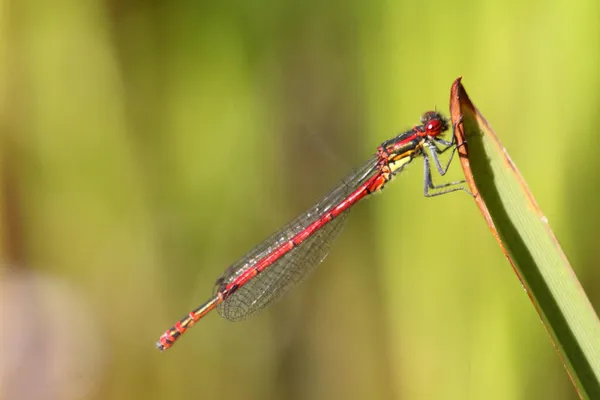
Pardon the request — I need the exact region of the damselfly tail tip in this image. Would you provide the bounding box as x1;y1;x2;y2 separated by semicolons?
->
156;336;171;351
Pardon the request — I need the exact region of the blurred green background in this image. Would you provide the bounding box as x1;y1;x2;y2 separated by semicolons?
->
0;0;599;399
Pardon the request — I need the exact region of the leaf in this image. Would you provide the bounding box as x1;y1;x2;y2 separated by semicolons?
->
449;77;600;399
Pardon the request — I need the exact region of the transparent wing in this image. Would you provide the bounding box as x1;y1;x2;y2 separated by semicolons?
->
215;155;379;321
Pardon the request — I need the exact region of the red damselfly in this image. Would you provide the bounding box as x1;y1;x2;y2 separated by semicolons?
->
156;111;467;351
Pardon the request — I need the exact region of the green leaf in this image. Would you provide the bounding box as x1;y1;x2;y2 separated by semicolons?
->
449;77;600;399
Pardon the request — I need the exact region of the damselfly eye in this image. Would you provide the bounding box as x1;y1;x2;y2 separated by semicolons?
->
425;119;443;137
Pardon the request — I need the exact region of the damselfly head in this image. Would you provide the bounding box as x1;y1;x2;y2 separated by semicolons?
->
420;111;449;138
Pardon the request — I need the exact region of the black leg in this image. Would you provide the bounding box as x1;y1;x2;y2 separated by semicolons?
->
432;137;455;149
427;142;460;177
430;114;467;155
422;153;472;197
428;130;469;177
419;114;474;197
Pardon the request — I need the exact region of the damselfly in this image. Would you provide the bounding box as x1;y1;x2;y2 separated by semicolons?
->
156;111;467;351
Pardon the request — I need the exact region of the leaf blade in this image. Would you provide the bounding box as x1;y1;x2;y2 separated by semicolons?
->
449;77;600;399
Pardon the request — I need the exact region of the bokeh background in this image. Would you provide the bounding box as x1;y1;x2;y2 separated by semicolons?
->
0;1;599;399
